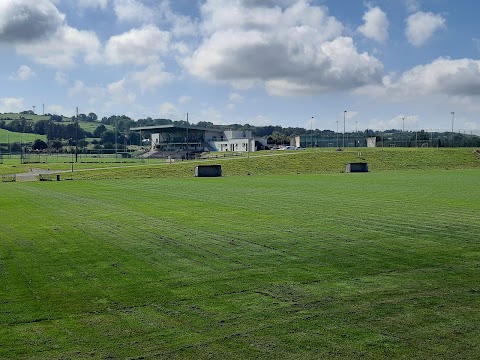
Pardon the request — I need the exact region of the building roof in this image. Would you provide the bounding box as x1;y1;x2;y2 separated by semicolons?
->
130;124;224;133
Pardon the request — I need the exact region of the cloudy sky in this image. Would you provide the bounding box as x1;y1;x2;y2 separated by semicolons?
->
1;0;480;132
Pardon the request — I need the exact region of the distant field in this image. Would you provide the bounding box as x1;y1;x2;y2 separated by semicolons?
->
0;128;47;143
0;113;54;121
0;113;110;133
0;170;479;358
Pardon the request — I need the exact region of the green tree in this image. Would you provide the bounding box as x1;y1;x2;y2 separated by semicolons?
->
50;140;63;150
87;113;98;122
32;139;48;150
49;115;63;122
93;124;107;137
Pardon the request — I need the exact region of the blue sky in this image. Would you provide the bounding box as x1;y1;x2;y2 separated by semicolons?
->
1;0;480;132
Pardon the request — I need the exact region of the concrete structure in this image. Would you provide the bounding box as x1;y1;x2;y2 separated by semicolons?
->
346;162;369;172
366;137;377;148
195;165;222;177
130;125;265;156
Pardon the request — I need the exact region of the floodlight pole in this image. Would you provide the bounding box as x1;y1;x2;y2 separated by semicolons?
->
310;116;314;148
355;121;358;147
451;111;455;133
75;107;78;163
186;112;189;154
336;121;339;148
115;117;118;159
343;110;347;147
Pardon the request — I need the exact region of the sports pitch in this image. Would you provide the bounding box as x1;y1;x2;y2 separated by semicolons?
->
0;169;479;358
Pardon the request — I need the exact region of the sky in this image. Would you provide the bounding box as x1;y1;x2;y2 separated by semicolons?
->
1;0;480;132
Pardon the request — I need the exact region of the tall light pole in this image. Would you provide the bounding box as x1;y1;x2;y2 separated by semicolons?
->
115;117;118;159
355;121;358;148
336;120;339;148
451;111;455;133
343;110;347;147
75;107;78;163
310;116;314;148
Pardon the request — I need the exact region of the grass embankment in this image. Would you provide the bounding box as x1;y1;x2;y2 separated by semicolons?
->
0;170;479;358
1;147;479;178
65;147;480;180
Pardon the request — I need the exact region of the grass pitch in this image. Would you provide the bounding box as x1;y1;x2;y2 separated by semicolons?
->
0;169;479;359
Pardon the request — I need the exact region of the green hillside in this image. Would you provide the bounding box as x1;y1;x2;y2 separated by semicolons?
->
0;128;46;143
0;112;65;122
0;113;108;133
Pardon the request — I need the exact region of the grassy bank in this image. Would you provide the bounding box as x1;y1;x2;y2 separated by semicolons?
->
67;147;480;180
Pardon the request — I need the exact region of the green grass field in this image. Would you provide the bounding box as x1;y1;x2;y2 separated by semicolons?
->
1;169;479;359
0;128;47;144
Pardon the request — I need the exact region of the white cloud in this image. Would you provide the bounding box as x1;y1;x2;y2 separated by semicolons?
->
68;80;106;105
357;6;389;43
113;0;154;23
405;0;420;13
78;0;108;9
356;57;480;113
130;62;175;92
54;70;68;85
0;97;25;112
184;1;382;96
47;105;68;116
159;102;179;119
179;96;192;104
9;65;36;81
229;93;244;102
107;78;137;104
464;121;479;130
200;106;224;124
0;0;64;43
158;1;198;37
246;115;272;126
393;58;480;97
0;1;102;68
406;12;446;47
367;114;420;131
15;25;102;68
105;25;170;66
